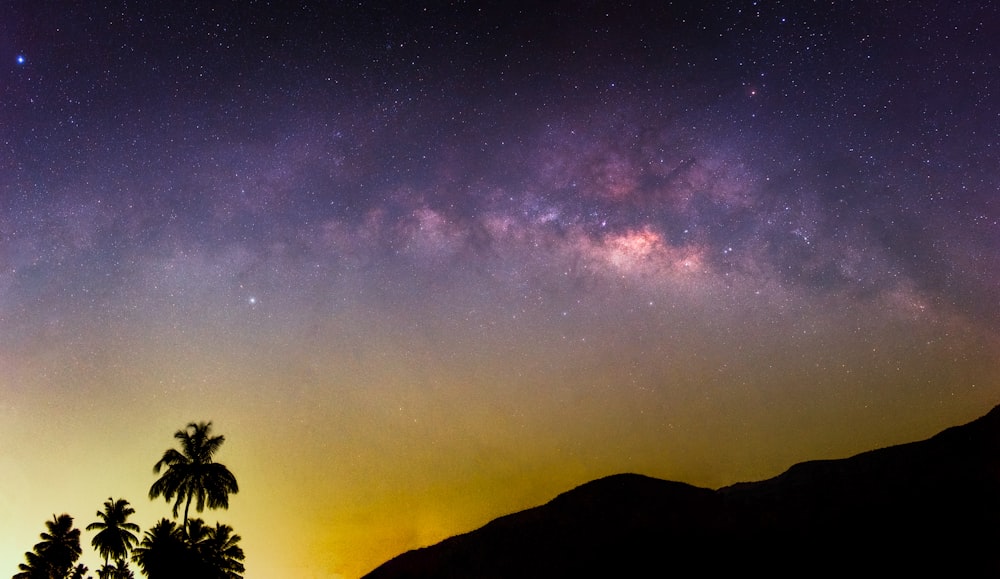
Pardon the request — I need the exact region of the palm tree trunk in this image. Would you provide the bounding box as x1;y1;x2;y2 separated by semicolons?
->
184;494;193;535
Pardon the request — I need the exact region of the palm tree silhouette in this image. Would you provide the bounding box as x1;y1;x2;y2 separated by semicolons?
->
148;421;239;532
178;518;216;578
131;519;188;579
87;497;140;567
184;517;212;545
13;550;44;579
96;559;135;579
15;514;84;579
201;522;246;579
131;517;244;579
179;518;246;579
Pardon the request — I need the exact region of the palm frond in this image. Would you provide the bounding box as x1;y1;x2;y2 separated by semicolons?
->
152;448;188;473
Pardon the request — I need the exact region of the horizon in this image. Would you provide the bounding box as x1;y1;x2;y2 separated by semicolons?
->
3;2;999;578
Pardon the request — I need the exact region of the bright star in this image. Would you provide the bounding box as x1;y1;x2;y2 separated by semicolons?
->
16;55;25;65
248;297;257;305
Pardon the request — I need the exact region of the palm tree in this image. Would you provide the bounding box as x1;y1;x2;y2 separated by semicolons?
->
202;522;245;579
176;518;245;579
96;560;134;579
184;517;212;545
131;519;188;579
86;498;140;566
148;421;239;532
12;550;45;579
179;518;217;578
15;514;83;579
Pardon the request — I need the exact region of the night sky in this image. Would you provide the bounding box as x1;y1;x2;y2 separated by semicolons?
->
3;2;998;577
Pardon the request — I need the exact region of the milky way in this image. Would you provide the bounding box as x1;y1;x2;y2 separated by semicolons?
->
3;2;999;578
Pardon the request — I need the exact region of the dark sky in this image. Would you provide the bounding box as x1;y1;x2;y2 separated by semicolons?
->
3;2;999;577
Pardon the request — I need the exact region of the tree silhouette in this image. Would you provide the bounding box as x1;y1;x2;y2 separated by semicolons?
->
198;522;245;579
131;519;189;579
15;514;84;579
130;517;244;579
86;498;140;567
182;518;217;578
96;560;134;579
13;551;44;579
185;517;212;544
182;518;245;579
148;421;239;533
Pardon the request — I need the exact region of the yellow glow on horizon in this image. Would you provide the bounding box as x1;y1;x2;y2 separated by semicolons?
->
3;274;998;578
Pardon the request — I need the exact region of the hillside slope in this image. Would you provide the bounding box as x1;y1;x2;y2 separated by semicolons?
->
364;405;1000;578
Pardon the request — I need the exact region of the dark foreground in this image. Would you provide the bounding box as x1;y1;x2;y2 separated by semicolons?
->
364;405;1000;578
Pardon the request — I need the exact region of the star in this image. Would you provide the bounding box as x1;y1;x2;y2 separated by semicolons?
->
1;3;997;578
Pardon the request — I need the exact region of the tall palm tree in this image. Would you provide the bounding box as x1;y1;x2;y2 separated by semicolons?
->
86;498;140;566
15;514;83;579
148;421;239;532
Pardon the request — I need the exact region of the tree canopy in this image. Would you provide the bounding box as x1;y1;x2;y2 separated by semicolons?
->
148;421;239;532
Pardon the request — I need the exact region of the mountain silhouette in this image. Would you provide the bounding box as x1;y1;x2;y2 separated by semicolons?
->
363;405;1000;578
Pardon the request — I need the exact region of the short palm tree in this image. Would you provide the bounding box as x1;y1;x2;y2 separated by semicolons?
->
148;421;239;532
87;497;140;566
96;560;134;579
184;517;212;545
179;518;245;579
131;519;187;579
12;552;44;579
201;522;245;579
15;514;83;579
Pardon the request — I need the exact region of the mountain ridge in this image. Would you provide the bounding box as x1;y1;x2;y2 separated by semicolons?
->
364;405;1000;578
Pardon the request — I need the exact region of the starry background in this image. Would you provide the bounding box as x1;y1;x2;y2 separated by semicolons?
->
2;1;998;577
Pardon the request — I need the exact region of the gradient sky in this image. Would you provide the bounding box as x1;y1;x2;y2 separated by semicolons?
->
2;2;998;577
